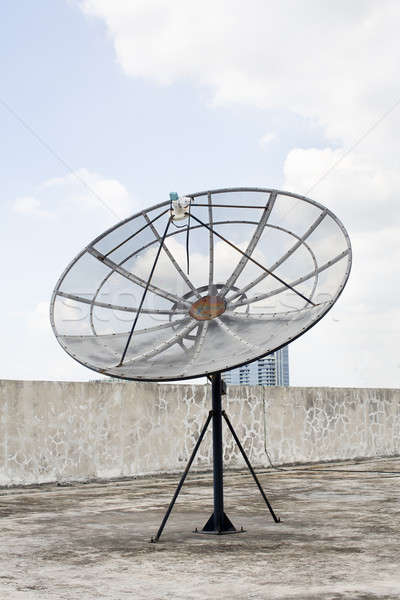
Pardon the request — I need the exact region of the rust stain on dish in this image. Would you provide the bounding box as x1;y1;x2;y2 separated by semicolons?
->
189;295;226;321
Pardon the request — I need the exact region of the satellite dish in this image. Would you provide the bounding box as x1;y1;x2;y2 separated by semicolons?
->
51;188;351;382
50;187;352;540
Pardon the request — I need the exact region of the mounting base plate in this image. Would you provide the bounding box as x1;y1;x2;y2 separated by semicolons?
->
194;511;243;535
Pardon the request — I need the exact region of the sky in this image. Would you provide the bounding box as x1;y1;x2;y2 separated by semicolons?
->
1;0;399;387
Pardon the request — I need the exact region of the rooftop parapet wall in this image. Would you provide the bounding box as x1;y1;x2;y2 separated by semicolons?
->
0;380;399;486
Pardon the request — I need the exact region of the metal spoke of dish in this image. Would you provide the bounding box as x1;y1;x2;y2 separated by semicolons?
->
215;317;263;352
189;212;316;307
219;192;276;297
208;193;214;292
224;305;321;322
121;321;198;365
232;249;350;308
87;247;191;307
184;321;209;374
56;291;188;315
61;317;191;339
227;211;327;303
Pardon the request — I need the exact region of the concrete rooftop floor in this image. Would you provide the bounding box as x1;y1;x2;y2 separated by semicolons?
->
1;458;400;600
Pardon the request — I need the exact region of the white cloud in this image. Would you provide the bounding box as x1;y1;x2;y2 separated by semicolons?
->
11;1;397;387
27;301;51;333
283;147;400;387
79;0;400;145
13;196;52;218
10;170;138;265
283;147;400;233
42;168;136;219
77;2;400;237
259;132;276;147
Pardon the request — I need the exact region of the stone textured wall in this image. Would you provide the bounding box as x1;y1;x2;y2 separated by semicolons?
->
0;380;399;486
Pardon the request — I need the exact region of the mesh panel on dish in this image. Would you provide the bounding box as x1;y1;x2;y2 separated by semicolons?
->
51;188;352;381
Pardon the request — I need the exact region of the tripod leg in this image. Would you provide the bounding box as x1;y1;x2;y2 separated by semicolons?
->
151;411;213;542
222;410;280;523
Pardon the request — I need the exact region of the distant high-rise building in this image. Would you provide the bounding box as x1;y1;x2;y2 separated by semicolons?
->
221;346;289;387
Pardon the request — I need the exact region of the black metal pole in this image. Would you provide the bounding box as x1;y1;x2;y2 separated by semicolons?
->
200;373;237;534
211;372;224;531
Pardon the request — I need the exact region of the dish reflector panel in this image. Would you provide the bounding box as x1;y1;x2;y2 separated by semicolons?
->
50;188;352;381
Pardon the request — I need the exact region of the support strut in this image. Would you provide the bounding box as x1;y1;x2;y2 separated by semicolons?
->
151;410;213;543
222;411;280;523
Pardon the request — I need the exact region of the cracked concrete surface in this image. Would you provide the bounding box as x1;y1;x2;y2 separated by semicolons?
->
1;457;400;599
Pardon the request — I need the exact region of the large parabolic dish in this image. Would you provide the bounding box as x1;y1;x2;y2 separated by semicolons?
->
50;188;352;381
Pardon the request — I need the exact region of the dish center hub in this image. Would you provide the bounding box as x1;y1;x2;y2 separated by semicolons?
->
189;294;226;321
